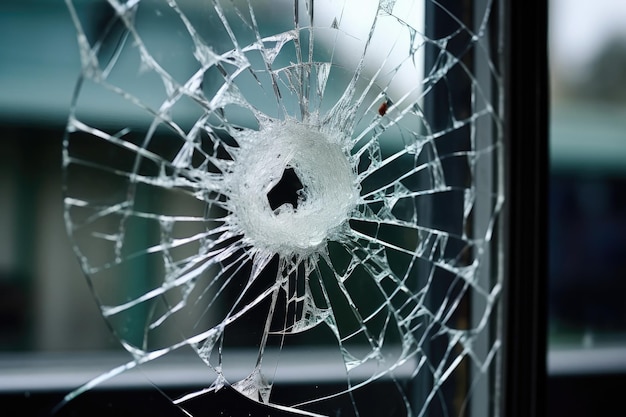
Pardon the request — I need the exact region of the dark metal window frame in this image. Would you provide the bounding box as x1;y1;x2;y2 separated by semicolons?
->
502;1;548;417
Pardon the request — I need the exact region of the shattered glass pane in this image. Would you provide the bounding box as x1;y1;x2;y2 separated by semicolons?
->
62;0;504;415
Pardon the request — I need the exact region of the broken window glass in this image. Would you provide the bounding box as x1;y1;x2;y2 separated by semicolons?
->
61;0;504;415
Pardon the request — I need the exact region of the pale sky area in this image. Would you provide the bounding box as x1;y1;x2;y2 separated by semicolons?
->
550;0;626;78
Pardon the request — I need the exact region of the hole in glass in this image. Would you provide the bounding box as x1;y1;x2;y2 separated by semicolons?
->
267;167;305;211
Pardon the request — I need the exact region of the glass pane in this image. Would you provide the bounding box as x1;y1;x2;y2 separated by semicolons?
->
60;0;505;415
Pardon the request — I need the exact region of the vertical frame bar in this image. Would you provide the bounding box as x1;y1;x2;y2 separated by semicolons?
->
502;0;548;416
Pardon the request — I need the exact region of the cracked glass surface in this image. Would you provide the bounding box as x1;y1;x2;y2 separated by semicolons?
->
62;0;504;416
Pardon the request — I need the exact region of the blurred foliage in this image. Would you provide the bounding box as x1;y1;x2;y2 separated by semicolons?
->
565;36;626;103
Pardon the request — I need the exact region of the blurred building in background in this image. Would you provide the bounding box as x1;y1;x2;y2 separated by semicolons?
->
549;0;626;346
548;1;626;415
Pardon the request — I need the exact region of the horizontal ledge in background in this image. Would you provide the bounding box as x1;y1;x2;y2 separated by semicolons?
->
548;345;626;376
0;347;416;392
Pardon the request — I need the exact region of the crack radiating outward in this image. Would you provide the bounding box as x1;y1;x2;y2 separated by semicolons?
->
61;0;504;416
